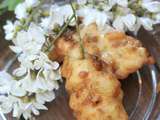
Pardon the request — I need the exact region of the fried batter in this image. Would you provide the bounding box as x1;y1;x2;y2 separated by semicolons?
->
81;24;149;79
61;50;128;120
49;23;153;120
49;23;150;79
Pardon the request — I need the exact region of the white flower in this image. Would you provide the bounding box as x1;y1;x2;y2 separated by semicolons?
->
12;101;22;117
10;23;45;55
34;52;59;70
0;71;13;94
34;74;59;92
102;0;115;11
51;13;64;27
139;17;154;31
10;31;28;53
43;69;61;82
48;70;61;81
122;14;137;31
77;0;87;5
113;14;136;32
15;54;38;75
36;91;55;104
0;95;20;114
51;4;75;27
142;0;160;13
22;94;50;119
40;17;52;31
60;5;76;25
19;73;36;92
106;0;128;8
23;103;40;117
10;82;27;97
0;96;12;113
3;20;20;40
40;5;64;31
19;70;59;93
155;13;160;24
77;7;110;28
15;0;40;20
131;19;141;35
3;21;15;40
25;0;40;8
0;71;27;97
113;16;125;31
23;105;43;118
0;69;59;120
43;14;64;30
116;0;128;7
15;3;28;19
13;66;28;77
28;23;45;43
2;95;47;119
41;4;76;31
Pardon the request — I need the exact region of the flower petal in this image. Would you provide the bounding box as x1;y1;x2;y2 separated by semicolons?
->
10;82;27;97
43;91;55;102
140;17;153;31
13;103;21;117
34;103;48;110
15;3;28;19
116;0;128;7
77;0;87;5
155;13;160;24
5;32;14;40
25;0;40;8
122;14;136;31
13;67;27;77
113;17;125;32
23;111;32;120
31;107;40;115
142;1;160;13
51;61;59;70
77;7;109;28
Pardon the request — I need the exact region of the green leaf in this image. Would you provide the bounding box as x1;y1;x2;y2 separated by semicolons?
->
0;0;24;13
8;0;24;11
0;0;8;15
0;0;9;9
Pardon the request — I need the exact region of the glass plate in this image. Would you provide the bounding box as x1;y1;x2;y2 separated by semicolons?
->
0;1;160;120
4;59;160;120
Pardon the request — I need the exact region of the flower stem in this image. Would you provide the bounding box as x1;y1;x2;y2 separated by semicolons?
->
70;2;85;59
22;1;45;30
44;14;75;53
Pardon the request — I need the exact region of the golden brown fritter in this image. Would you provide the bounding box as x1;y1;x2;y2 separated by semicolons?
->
49;31;76;62
49;23;150;79
61;52;128;120
49;23;153;120
81;24;150;79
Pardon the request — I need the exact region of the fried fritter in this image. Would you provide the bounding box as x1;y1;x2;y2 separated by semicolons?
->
81;24;149;79
49;23;152;120
61;51;128;120
49;23;150;79
49;31;76;62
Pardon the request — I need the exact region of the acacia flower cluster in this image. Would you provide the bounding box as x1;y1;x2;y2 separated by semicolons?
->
2;0;61;119
77;0;160;34
1;0;160;119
